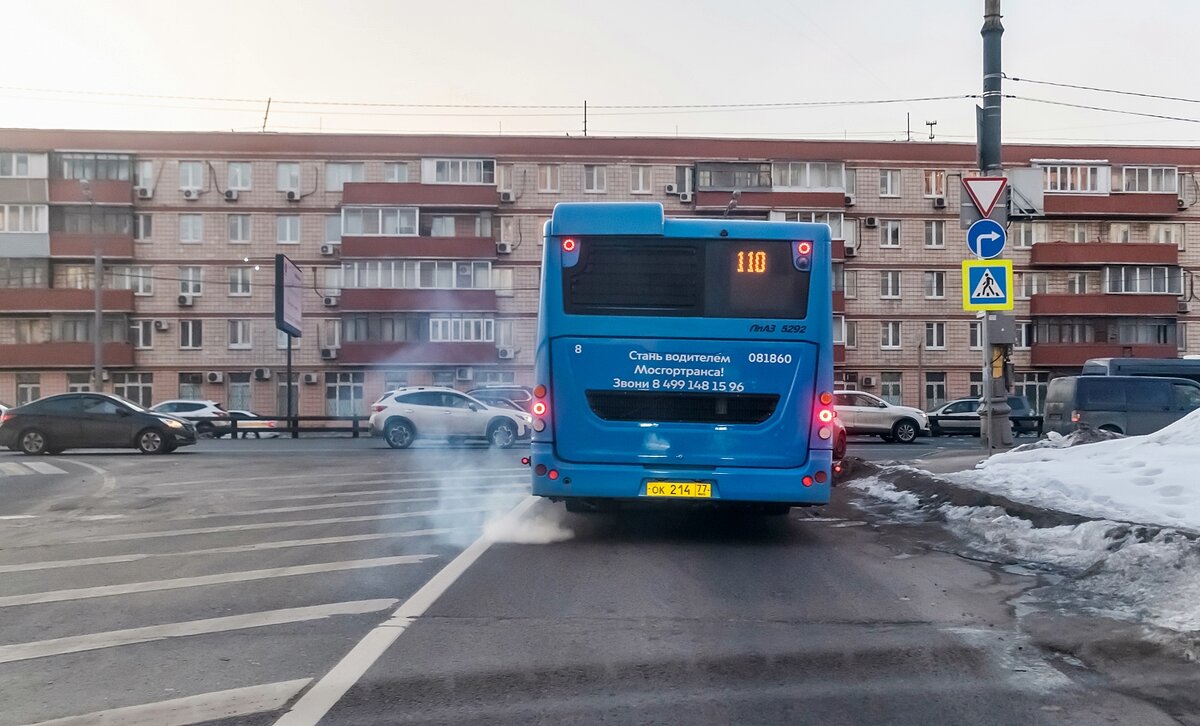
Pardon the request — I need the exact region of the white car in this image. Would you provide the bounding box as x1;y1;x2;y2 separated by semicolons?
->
150;399;231;437
369;387;532;449
832;390;930;443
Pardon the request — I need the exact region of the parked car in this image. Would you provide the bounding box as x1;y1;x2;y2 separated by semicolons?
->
0;393;196;455
831;416;847;460
150;400;231;437
466;385;534;413
226;410;279;439
369;387;532;449
927;396;1039;436
832;390;930;443
1044;375;1200;436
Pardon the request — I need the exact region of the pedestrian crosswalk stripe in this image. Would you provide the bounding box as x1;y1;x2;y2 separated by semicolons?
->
22;462;68;475
0;463;30;476
0;462;68;476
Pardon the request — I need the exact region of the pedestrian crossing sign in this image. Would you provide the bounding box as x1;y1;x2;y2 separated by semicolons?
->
962;259;1013;311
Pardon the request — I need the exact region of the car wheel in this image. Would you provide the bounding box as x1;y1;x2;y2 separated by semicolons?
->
1098;425;1123;435
136;428;168;454
18;429;49;456
892;419;919;444
834;432;847;460
488;420;517;449
384;420;415;449
195;421;215;439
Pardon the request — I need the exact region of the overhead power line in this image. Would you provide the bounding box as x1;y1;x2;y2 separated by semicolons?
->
1009;76;1200;105
1007;95;1200;125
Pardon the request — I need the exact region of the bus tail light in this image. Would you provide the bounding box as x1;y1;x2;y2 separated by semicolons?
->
534;464;547;476
533;386;549;432
817;409;834;423
548;469;560;480
562;238;577;252
532;401;547;416
814;470;827;484
802;475;814;487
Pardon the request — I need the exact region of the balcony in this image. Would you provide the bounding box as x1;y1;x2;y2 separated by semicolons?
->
340;236;497;259
1029;242;1178;267
339;288;497;313
337;341;500;366
0;342;135;369
0;178;49;204
832;291;845;311
834;344;846;365
1030;293;1180;317
49;179;134;206
1030;342;1178;367
694;190;846;212
1043;193;1178;217
0;288;134;313
49;232;135;259
342;182;499;209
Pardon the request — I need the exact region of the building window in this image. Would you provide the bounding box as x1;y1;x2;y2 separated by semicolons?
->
276;374;299;417
880;270;902;299
12;319;39;344
497;164;514;192
1012;221;1047;248
1018;272;1049;299
134;160;153;188
228;320;252;349
180;320;203;349
844;269;858;299
180;266;202;295
1109;222;1131;244
130;320;153;349
1179;322;1189;353
538;165;560;193
228;267;252;296
772;162;845;190
59;153;131;181
227;372;252;411
1069;222;1089;243
134;213;152;241
426;158;495;185
429;216;456;237
342;207;417;236
325;162;364;191
879;169;901;197
227;162;252;190
630;165;652;194
880;372;902;405
384;163;409;183
16;373;40;405
493;267;514;297
0;152;31;177
1067;272;1091;295
1150;223;1184;246
178;372;203;399
114;372;153;407
969;371;984;399
924;322;946;350
584;165;607;193
430;315;495;342
277;162;300;192
880;219;901;248
1043;164;1106;193
0;204;48;233
111;265;152;295
276;215;300;244
924;220;945;248
923;271;946;299
66;372;92;393
325;372;364;416
675;165;694;194
179;214;203;243
923;170;946;197
881;321;903;350
1014;372;1050;413
228;214;251;243
969;321;982;350
1016;321;1035;349
325;215;342;244
1122;166;1177;193
844;320;858;348
178;161;204;189
832;314;845;344
925;372;948;409
1105;265;1183;294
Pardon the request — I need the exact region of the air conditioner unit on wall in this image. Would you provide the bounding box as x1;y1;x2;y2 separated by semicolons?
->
932;196;946;209
224;190;239;201
182;188;200;201
496;241;513;254
177;294;194;307
323;295;339;307
320;244;338;257
303;372;320;385
456;366;473;381
844;242;858;258
678;192;693;203
861;375;877;388
285;190;300;202
1179;301;1191;314
206;371;224;384
321;347;338;360
665;183;679;195
254;367;272;381
499;190;517;203
844;194;856;206
497;347;515;360
864;217;879;228
153;319;169;331
135;187;152;199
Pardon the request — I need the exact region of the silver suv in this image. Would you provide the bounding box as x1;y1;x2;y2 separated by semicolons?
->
369;387;531;449
832;390;930;443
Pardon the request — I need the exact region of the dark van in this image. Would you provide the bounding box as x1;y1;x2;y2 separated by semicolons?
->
1043;375;1200;436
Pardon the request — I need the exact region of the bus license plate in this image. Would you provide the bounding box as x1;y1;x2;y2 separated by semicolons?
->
645;481;712;499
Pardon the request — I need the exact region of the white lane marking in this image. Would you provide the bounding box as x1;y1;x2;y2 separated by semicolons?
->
60;507;494;545
56;458;116;498
0;462;30;476
0;528;456;574
161;466;527;488
274;496;537;726
0;555;432;609
0;515;38;520
22;678;312;726
173;488;527;519
21;462;67;475
237;481;527;501
0;599;398;665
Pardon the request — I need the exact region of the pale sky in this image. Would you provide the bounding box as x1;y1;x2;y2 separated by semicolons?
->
2;0;1198;144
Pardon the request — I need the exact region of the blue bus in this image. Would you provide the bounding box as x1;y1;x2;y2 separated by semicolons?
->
528;202;835;513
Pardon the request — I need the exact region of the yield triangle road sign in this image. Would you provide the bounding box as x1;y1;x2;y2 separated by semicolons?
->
962;176;1008;217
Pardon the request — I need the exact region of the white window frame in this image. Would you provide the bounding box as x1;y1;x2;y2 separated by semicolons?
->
772;161;846;191
630;165;652;194
969;321;982;351
341;207;418;237
429;315;495;343
1109;222;1131;244
0;204;48;233
1012;221;1048;249
325;162;364;192
227;161;252;191
134;213;152;241
1042;163;1108;193
178;161;204;190
923;271;946;299
880;270;902;299
228;267;252;297
325;215;342;244
497;164;514;192
924;321;947;350
493;267;514;297
843;269;858;299
844;320;858;349
1150;223;1184;247
880;219;901;248
130;320;153;350
924;220;945;249
584;165;607;193
923;169;946;198
276;162;300;192
276;215;300;245
1070;223;1089;244
228;319;252;350
879;169;901;197
1122;166;1177;194
538;164;561;193
179;214;203;244
228;214;252;244
881;321;903;350
0;152;32;178
424;158;496;185
832;314;846;345
384;163;409;183
880;372;902;405
134;160;153;188
1016;320;1035;350
1067;272;1091;295
179;319;203;350
180;266;203;296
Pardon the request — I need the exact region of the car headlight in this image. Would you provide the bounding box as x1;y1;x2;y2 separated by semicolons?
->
161;419;184;429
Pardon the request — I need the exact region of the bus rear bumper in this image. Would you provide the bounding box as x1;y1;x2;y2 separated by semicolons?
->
529;444;832;506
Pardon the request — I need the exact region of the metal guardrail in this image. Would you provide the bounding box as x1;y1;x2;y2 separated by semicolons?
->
928;413;1044;437
224;415;371;439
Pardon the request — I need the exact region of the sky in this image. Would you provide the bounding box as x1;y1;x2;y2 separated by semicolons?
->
1;0;1198;144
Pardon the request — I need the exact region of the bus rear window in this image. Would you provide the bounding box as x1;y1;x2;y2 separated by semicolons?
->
563;238;810;319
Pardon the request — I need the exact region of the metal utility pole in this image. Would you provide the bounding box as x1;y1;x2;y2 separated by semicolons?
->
978;0;1012;451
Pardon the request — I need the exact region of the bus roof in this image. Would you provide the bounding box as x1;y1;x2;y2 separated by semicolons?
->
549;202;831;242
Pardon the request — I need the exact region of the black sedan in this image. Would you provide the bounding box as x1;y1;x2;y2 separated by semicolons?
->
0;393;197;455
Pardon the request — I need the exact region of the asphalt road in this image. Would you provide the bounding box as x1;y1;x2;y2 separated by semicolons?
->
0;438;1178;725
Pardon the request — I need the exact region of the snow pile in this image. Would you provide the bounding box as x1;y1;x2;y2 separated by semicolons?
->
1009;427;1124;453
947;409;1200;532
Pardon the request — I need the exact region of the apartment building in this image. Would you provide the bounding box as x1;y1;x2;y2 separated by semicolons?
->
0;130;1196;415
